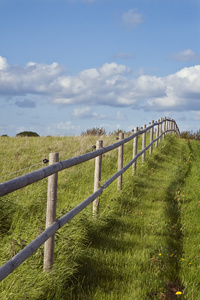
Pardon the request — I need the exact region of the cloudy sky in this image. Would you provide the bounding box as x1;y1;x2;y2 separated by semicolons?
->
1;0;200;136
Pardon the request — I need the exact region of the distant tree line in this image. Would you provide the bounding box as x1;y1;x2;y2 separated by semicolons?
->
180;129;200;140
80;127;132;136
3;128;200;140
1;131;40;137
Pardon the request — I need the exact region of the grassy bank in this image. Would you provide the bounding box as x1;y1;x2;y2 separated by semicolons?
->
0;134;200;299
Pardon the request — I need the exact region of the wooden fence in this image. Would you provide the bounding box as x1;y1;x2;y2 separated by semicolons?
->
0;117;180;281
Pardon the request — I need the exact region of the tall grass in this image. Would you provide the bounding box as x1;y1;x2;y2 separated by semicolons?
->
0;134;200;299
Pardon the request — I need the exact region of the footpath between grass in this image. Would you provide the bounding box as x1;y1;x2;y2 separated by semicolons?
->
1;135;200;299
69;135;200;299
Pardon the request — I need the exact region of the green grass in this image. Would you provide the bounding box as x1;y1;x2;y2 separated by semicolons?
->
0;134;200;299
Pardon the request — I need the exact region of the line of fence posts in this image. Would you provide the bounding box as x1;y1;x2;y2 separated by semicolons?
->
36;117;178;272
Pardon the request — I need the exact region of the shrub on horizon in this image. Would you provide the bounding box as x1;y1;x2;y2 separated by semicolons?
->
81;127;106;136
181;129;200;140
16;131;40;137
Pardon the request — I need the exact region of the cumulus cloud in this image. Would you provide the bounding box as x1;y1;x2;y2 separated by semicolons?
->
49;62;133;107
122;9;144;29
146;65;200;111
1;55;200;112
0;56;8;70
169;49;200;61
0;57;63;96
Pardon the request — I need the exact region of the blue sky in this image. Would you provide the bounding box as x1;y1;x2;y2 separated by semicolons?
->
0;0;200;136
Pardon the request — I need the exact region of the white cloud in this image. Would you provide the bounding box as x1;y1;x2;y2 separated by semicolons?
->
99;62;131;77
0;56;8;70
1;55;200;113
0;58;63;95
146;65;200;111
122;9;144;29
170;49;200;61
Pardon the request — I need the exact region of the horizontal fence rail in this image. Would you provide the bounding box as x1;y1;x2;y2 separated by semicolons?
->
0;117;180;282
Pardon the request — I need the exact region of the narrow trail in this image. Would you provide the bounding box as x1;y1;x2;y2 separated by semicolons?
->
70;136;194;299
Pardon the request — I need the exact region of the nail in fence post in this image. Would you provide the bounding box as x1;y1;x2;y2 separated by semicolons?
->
142;124;146;163
93;140;103;214
149;120;154;155
44;152;59;272
117;132;124;191
132;127;138;174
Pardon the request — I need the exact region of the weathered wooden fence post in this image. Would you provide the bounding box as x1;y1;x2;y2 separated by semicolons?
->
159;117;162;143
117;132;124;190
132;127;138;174
149;120;154;155
166;117;169;134
93;140;103;214
172;119;175;134
142;124;146;163
44;152;59;272
169;117;172;135
174;120;177;135
155;119;159;148
163;116;167;139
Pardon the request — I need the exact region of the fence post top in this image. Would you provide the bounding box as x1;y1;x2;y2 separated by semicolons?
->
49;153;59;164
119;132;124;139
96;140;103;147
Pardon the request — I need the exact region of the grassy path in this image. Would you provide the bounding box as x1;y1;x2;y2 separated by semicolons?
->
69;135;200;299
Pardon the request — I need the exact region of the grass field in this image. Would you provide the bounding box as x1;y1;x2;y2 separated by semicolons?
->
0;133;200;299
